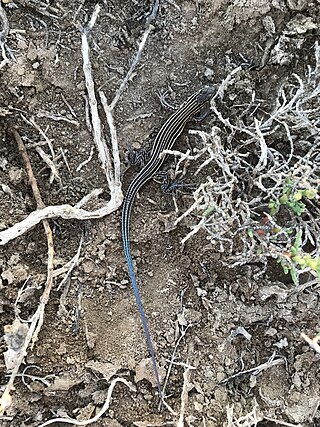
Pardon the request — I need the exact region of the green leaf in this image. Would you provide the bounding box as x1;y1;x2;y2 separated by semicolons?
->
293;191;303;201
203;206;215;217
304;188;317;199
268;200;278;215
247;229;254;238
307;259;318;270
290;268;298;286
288;201;305;215
293;230;302;249
279;194;289;204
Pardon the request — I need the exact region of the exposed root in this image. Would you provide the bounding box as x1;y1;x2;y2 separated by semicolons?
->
0;2;10;69
0;127;56;415
36;378;136;427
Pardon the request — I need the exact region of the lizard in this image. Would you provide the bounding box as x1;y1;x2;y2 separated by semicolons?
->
121;86;215;401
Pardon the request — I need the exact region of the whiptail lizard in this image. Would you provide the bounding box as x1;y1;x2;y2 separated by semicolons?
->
121;86;215;401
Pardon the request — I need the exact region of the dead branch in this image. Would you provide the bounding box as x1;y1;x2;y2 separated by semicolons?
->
167;45;320;286
226;398;262;427
108;0;159;111
22;109;78;184
0;127;56;415
97;0;159;187
301;332;320;354
36;378;135;427
35;146;62;185
177;364;195;427
99;90;121;190
220;352;284;384
0;198;119;245
263;416;303;427
80;4;114;188
56;235;83;291
162;324;191;399
0;2;10;69
0;0;159;246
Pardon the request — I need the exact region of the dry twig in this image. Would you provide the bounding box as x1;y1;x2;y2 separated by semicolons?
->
0;0;161;417
220;352;284;385
0;127;55;415
0;1;10;69
0;1;159;245
263;417;303;427
168;44;320;285
37;378;135;427
80;4;114;188
176;364;195;427
301;332;320;354
226;398;262;427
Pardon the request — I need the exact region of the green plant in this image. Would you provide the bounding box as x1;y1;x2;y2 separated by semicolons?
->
278;230;320;285
268;176;317;216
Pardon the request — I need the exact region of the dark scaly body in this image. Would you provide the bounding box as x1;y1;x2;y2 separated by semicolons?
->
121;87;215;400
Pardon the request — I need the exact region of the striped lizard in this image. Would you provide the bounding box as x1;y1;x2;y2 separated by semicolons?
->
121;86;215;401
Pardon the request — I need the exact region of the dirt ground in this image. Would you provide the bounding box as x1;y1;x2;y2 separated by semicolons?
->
0;0;320;426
